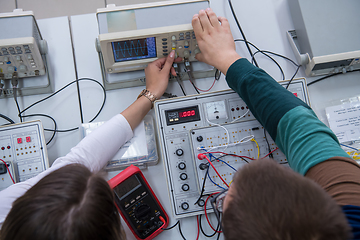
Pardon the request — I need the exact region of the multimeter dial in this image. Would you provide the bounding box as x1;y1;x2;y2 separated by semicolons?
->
135;204;152;220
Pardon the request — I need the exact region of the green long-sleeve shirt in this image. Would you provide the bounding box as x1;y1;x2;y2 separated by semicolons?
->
225;58;350;175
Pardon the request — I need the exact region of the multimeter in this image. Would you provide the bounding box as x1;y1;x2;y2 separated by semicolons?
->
108;165;169;240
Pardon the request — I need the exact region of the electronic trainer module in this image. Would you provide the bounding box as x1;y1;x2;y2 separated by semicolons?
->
155;78;310;218
0;120;50;191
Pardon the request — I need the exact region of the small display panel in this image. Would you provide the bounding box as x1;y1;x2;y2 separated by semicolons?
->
165;106;200;126
112;37;157;62
114;175;141;200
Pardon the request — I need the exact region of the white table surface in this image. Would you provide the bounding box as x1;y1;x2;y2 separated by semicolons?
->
1;0;360;239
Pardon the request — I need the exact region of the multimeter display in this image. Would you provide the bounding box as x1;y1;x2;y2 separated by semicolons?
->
112;37;157;62
165;105;201;126
114;175;141;200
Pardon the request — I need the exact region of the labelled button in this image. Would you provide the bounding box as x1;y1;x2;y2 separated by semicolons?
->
1;48;7;51
8;47;14;51
180;173;187;180
163;46;168;49
179;36;184;40
179;33;184;36
162;42;168;45
163;53;168;56
185;32;190;35
186;36;191;39
15;46;21;50
181;202;189;210
23;45;29;49
163;49;168;53
182;184;190;191
25;50;31;53
162;38;167;41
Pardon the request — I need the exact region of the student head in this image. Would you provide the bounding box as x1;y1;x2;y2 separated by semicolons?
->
0;164;125;240
222;159;351;240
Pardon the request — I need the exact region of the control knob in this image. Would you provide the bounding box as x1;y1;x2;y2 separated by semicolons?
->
176;149;184;156
180;173;187;180
196;136;203;142
134;204;151;220
182;184;190;191
178;162;186;170
181;202;189;210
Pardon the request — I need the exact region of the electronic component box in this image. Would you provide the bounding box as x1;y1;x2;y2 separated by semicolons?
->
0;9;47;79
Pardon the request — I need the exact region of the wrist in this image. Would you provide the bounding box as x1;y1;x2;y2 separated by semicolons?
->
218;52;241;75
137;89;157;109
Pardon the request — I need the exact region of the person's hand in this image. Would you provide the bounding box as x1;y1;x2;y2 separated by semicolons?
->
145;50;182;98
192;8;241;75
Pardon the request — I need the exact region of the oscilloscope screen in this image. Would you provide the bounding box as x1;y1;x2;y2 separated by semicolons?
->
112;37;157;62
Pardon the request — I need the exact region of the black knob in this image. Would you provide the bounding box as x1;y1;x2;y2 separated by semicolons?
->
181;202;189;210
176;149;184;156
197;199;205;207
199;163;208;170
178;162;186;170
180;173;187;180
182;184;190;191
196;136;203;142
135;204;151;220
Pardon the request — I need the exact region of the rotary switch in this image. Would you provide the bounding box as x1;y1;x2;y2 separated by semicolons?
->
176;149;184;156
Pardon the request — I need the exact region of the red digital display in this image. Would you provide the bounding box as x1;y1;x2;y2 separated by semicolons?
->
26;136;31;143
179;110;196;118
17;138;23;144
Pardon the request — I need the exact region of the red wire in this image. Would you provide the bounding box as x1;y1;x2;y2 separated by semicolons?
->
204;192;222;233
261;147;279;159
196;215;200;240
189;78;217;92
199;154;229;188
0;159;15;184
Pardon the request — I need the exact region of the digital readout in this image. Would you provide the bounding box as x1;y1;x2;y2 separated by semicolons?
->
165;106;200;126
113;175;141;200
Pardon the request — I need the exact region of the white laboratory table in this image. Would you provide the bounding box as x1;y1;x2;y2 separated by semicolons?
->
1;0;360;239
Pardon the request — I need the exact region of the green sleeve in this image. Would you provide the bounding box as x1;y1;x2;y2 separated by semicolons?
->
225;58;350;175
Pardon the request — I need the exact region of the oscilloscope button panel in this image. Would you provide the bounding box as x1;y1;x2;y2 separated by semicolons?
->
155;79;310;218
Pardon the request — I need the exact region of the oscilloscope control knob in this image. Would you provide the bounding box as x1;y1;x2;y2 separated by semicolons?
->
176;149;184;156
182;184;190;191
178;162;186;170
171;35;176;41
180;173;188;180
183;50;190;58
194;48;201;55
181;202;189;210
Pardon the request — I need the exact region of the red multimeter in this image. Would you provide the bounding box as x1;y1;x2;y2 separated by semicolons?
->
108;165;169;240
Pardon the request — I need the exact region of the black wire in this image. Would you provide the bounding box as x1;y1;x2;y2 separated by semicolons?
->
264;129;273;158
285;65;301;89
21;113;57;145
13;88;23;122
251;50;285;80
228;0;259;67
307;69;360;87
178;220;187;240
162;221;179;230
199;214;220;238
216;231;221;240
18;78;106;132
194;166;210;205
215;69;221;80
176;75;187;96
76;80;84;123
187;71;200;94
0;114;15;124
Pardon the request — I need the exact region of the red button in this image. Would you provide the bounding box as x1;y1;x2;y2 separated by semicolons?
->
26;136;31;142
17;138;22;144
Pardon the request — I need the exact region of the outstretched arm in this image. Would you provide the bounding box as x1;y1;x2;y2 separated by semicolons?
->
192;9;360;206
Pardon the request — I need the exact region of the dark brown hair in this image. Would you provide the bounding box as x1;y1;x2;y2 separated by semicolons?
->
222;159;351;240
0;164;126;240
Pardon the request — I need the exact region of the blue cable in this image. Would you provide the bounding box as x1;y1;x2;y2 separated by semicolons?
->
216;159;237;172
200;147;237;172
341;143;359;152
207;170;226;190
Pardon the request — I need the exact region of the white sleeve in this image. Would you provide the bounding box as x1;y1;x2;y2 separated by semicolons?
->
0;114;133;227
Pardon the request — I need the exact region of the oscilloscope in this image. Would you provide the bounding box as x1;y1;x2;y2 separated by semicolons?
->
98;24;199;73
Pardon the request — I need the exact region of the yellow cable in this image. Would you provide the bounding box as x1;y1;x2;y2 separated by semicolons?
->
229;180;233;186
251;138;260;159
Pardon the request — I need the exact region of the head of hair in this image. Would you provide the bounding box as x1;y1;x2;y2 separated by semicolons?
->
0;164;126;240
222;159;351;240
